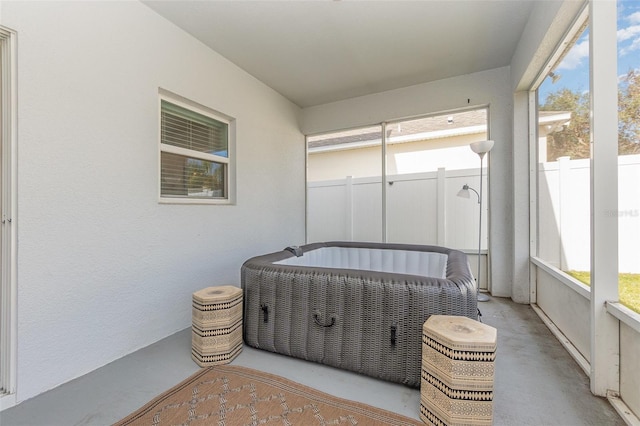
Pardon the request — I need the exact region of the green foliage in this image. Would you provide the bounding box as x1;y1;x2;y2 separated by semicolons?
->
619;69;640;155
567;270;640;314
540;69;640;160
541;88;591;161
566;270;590;285
187;162;215;192
619;274;640;314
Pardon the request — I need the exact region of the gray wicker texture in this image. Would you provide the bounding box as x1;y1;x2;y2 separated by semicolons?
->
241;241;477;388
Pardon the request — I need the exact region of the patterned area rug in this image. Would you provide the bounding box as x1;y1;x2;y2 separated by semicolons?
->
114;365;421;425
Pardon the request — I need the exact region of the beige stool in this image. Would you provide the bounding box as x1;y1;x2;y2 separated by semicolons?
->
191;285;243;367
421;315;497;426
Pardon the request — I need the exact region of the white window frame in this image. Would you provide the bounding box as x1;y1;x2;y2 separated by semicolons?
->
158;90;235;205
0;25;18;410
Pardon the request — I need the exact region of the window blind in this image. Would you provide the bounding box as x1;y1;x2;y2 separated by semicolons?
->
160;100;228;200
161;100;228;157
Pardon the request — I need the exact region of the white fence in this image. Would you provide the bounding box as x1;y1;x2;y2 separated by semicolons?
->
307;167;488;249
307;168;490;286
307;154;640;276
538;155;640;273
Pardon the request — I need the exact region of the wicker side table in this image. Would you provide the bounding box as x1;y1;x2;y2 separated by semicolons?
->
191;285;243;367
421;315;497;426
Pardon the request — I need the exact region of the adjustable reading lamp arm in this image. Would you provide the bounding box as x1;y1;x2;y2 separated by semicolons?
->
461;184;480;204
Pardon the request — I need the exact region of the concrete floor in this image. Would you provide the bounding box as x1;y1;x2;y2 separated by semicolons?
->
0;297;624;426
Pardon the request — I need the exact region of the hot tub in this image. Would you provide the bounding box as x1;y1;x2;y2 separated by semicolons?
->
241;241;477;387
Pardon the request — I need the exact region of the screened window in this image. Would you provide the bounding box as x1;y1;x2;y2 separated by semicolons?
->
306;125;383;243
305;108;489;248
536;22;591;280
617;0;640;313
159;98;230;202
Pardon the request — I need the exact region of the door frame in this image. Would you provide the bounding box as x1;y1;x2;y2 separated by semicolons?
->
0;25;18;410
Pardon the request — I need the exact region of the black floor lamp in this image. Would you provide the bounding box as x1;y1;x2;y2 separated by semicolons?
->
457;140;494;302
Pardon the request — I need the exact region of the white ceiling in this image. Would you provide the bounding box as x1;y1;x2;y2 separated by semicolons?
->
144;1;537;108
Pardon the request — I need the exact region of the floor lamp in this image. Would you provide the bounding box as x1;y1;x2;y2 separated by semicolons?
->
457;140;494;302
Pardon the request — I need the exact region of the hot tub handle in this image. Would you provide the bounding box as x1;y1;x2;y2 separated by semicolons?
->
391;324;397;346
313;311;335;328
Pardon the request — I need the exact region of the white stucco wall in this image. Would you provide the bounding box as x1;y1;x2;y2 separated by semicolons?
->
300;67;514;298
1;1;304;402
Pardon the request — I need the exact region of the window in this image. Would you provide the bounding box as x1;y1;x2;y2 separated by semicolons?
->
536;21;591;281
159;95;232;203
617;0;640;313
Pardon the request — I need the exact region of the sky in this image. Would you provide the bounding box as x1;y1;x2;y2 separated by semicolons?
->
538;0;640;104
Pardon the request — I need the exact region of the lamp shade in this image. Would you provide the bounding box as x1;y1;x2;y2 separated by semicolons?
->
457;187;470;198
470;140;495;155
457;184;479;203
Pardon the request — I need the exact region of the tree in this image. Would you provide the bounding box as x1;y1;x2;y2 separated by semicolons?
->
540;88;590;160
619;69;640;155
187;161;215;194
540;68;640;160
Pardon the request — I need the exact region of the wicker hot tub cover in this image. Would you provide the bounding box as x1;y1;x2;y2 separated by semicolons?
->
241;241;477;387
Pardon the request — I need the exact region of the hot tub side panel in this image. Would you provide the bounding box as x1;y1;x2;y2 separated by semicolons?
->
242;259;476;387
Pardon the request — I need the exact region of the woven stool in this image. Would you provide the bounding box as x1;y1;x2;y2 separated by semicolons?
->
420;315;497;426
191;285;243;367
